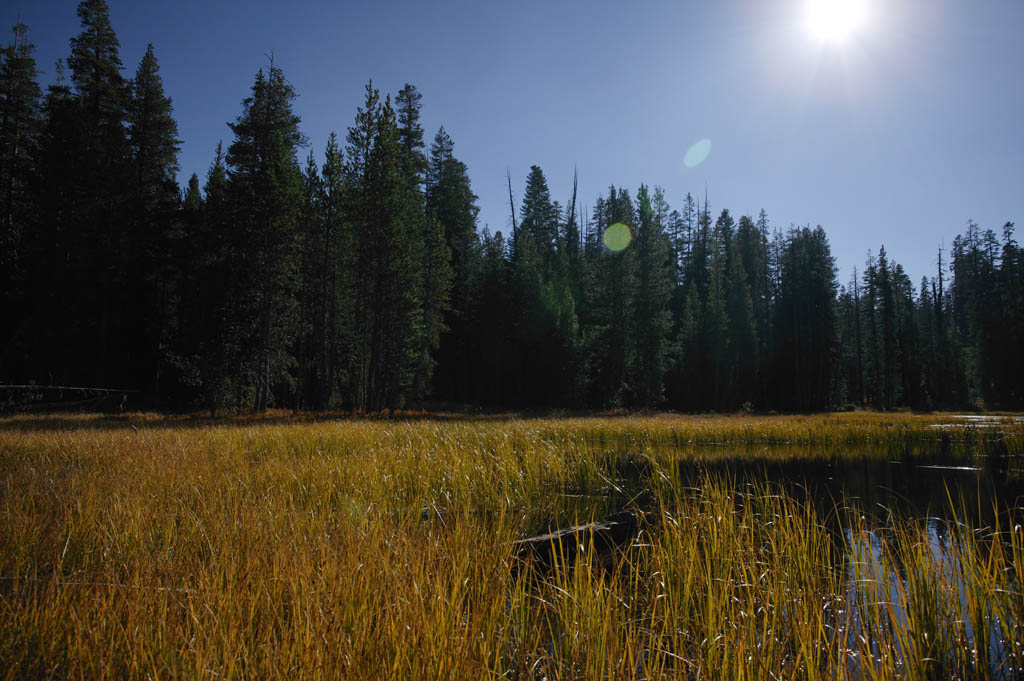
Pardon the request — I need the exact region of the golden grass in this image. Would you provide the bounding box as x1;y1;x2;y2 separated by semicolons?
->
0;412;1021;679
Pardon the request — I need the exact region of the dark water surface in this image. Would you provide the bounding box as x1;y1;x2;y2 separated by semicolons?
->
568;441;1024;527
678;445;1024;525
527;441;1024;678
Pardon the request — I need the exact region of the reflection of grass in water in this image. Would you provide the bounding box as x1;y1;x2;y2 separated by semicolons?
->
0;413;1022;678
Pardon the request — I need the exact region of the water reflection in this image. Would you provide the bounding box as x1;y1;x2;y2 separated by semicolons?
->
526;443;1024;678
662;444;1024;527
843;521;1017;680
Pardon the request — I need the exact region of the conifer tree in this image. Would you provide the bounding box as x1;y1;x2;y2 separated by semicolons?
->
738;213;771;380
585;186;636;406
0;22;41;378
0;23;41;299
127;44;181;396
128;45;179;216
295;150;323;409
395;85;451;400
518;165;560;265
632;184;674;407
193;143;234;413
26;61;77;385
297;133;350;409
876;246;898;408
427;127;480;402
224;64;306;411
395;83;427;188
427;127;478;297
65;0;131;387
345;83;425;409
850;267;866;405
510;165;576;405
703;210;730;407
725;237;757;407
995;224;1023;405
835;281;857;406
862;252;885;407
774;227;838;410
471;228;514;404
5;0;1023;414
563;168;581;274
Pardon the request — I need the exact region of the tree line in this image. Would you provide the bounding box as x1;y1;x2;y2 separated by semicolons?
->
2;1;1021;413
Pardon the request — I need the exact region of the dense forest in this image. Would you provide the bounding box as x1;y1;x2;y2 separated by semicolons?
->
2;1;1022;413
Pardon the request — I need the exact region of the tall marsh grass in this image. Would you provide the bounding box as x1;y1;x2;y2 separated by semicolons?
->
0;413;1021;679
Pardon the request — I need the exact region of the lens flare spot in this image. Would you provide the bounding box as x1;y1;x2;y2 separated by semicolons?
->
684;138;712;168
603;223;632;252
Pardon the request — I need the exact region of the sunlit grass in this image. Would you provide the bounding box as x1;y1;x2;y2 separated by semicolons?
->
0;412;1021;679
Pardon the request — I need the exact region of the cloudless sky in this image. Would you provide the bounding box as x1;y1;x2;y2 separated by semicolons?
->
10;0;1024;285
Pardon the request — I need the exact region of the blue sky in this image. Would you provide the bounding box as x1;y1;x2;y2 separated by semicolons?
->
11;0;1024;286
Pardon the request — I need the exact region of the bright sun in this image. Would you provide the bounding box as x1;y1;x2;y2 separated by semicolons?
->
806;0;867;43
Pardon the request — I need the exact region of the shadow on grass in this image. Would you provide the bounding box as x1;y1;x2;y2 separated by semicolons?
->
0;407;636;432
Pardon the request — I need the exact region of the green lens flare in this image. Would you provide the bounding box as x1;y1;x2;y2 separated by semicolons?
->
684;138;712;168
603;223;632;251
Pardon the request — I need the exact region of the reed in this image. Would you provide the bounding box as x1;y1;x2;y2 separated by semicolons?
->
0;412;1021;679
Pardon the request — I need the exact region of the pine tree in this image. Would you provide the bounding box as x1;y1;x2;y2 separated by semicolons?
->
471;228;514;404
65;0;131;387
891;262;920;407
395;83;427;188
297;132;351;410
426;126;479;298
738;212;772;403
510;165;577;405
775;227;838;410
632;184;674;407
931;246;964;406
194;143;234;413
668;196;713;409
427;127;480;400
835;281;857;406
67;0;129;205
876;246;898;408
851;266;865;405
0;23;41;298
679;192;697;278
224;63;306;411
915;274;937;408
996;223;1023;405
27;61;77;386
127;43;182;396
704;211;730;408
396;85;451;400
863;250;883;406
725;237;757;407
295;150;323;409
584;186;636;406
165;171;204;402
128;45;179;215
0;22;42;379
345;83;425;410
518;165;560;265
563;167;581;277
670;284;700;409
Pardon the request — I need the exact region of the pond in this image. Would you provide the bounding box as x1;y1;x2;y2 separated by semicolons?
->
516;439;1024;679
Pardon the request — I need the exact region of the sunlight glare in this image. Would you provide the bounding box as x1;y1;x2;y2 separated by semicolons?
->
806;0;867;43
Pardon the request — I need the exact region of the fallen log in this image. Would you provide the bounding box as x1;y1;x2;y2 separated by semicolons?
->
513;510;644;566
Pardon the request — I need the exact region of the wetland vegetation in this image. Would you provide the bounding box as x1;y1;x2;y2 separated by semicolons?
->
3;3;1022;679
2;412;1023;679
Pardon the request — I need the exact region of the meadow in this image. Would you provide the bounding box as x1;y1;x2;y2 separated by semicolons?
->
1;412;1023;680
